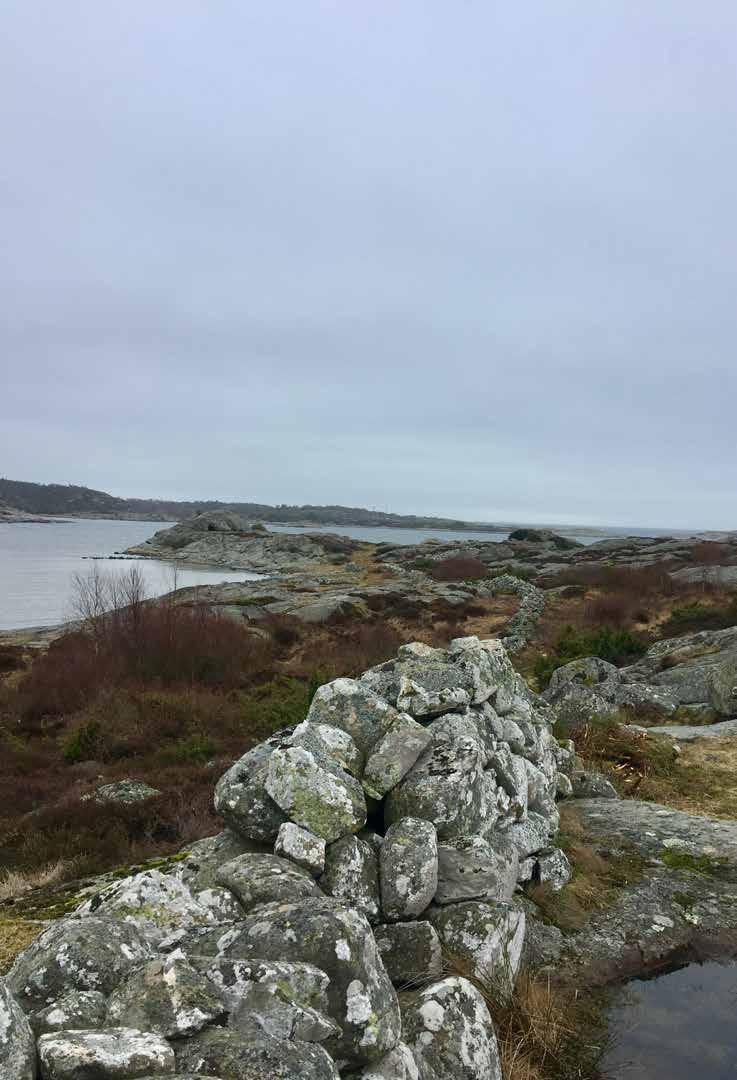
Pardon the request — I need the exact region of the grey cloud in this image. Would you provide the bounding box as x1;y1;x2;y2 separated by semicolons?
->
1;2;736;528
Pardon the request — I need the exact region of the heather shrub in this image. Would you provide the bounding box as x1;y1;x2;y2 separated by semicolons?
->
429;556;489;582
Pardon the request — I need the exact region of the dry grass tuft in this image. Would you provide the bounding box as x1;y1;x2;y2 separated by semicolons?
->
443;954;608;1080
0;859;78;901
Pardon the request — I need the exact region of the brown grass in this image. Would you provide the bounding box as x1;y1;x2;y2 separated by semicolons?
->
443;953;609;1080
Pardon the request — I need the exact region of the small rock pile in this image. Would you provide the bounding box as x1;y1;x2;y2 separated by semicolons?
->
3;636;573;1080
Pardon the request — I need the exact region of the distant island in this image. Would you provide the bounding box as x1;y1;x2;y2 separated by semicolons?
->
0;476;507;532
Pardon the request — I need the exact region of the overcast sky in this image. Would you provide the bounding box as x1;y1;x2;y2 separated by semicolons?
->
1;3;736;529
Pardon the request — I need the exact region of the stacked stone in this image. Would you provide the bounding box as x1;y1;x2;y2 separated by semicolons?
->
3;636;571;1080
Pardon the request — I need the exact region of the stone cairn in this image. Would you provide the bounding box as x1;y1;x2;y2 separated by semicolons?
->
3;636;574;1080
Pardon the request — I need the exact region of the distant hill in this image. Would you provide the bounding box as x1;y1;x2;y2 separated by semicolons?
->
0;477;500;531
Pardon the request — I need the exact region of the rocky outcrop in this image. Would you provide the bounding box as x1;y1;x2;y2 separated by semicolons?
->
530;799;737;987
126;513;361;573
5;636;569;1079
544;626;737;723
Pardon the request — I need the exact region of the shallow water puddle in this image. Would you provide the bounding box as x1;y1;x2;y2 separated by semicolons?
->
602;961;737;1079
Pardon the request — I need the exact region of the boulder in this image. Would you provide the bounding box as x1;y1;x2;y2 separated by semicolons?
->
380;818;438;921
534;848;572;891
106;954;226;1037
194;886;246;923
435;835;518;905
320;835;380;923
362;714;432;800
174;1027;340;1080
37;1028;175;1079
363;638;515;718
384;727;486;840
189;957;330;1015
429;901;525;985
6;917;150;1013
373;922;443;987
504;811;554;859
347;1043;420;1079
76;869;214;944
214;732;292;843
180;897;401;1067
228;982;339;1043
86;780;161;804
570;771;618;799
292;720;364;778
31;990;107;1037
177;829;263;891
0;981;35;1079
306;678;397;755
265;746;367;842
275;822;327;875
216;852;322;910
401;976;502;1080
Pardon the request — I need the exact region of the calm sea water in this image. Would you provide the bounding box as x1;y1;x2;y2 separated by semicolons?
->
0;520;263;631
266;523;691;546
0;518;693;632
603;962;737;1079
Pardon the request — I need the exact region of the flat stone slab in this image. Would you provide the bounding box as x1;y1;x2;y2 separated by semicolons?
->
529;798;737;987
628;718;737;742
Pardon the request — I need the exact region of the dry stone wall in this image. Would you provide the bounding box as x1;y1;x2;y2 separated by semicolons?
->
3;636;572;1080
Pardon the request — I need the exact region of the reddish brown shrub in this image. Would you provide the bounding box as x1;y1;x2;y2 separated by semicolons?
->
430;556;489;582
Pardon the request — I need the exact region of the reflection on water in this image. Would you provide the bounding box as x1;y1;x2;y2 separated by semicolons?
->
602;962;737;1079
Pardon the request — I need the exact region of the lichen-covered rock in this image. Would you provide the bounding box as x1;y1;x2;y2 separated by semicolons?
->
363;638;516;719
180;897;401;1066
37;1028;175;1079
487;744;528;821
106;954;226;1037
504;811;554;859
175;1026;340;1080
401;976;502;1080
177;829;264;891
6;917;150;1013
216;852;322;910
229;981;340;1043
384;726;486;840
380;818;438;921
194;886;246;923
266;746;367;842
570;770;618;799
31;990;107;1037
362;714;432;800
320;835;380;923
395;679;471;720
348;1042;420;1079
214;731;292;843
429;901;525;985
435;835;518;905
555;772;573;799
534;847;572;891
307;678;397;754
373;922;443;987
0;981;35;1079
275;822;327;875
76;870;214;944
86;779;161;804
292;720;365;777
189;957;330;1015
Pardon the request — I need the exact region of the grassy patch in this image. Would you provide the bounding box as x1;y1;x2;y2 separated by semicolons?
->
443;953;610;1080
532;626;647;688
661;595;737;635
0;919;42;975
528;806;648;933
659;848;730;878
